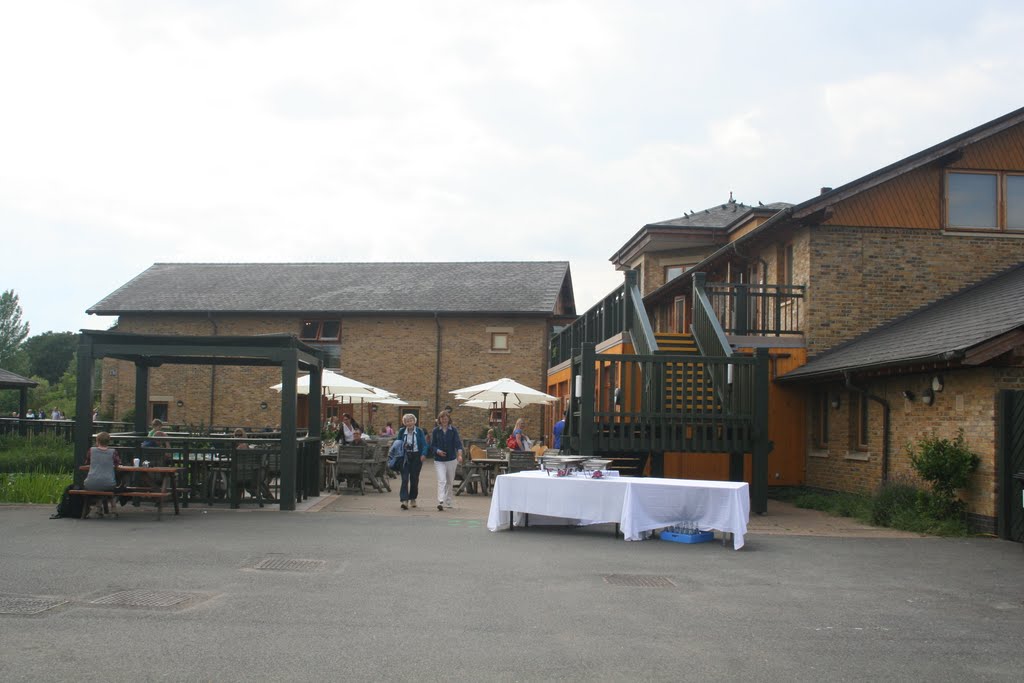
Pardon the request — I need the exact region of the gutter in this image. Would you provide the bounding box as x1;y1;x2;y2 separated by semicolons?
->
208;312;218;427
434;313;442;420
844;371;890;483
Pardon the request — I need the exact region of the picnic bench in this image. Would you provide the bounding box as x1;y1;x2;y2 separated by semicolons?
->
72;465;181;520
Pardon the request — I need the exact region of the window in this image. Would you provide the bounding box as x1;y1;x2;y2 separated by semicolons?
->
490;332;509;352
947;171;1024;231
850;392;869;451
299;320;341;368
812;391;829;449
778;243;795;285
673;296;687;333
665;265;684;282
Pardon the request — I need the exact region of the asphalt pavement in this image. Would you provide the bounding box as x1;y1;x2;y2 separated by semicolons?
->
2;466;1022;681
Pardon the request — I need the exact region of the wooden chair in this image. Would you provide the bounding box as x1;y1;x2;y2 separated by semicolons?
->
507;451;538;474
335;445;369;494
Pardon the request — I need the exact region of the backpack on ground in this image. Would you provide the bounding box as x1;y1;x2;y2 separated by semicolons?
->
51;484;84;519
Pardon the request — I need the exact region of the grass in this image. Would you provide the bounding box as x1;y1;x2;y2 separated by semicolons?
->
0;434;74;474
769;483;971;536
0;471;72;504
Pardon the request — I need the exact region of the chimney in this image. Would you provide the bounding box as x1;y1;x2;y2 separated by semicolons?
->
820;186;832;195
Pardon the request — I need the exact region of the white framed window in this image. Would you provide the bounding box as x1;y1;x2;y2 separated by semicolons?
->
947;171;1024;232
490;332;509;352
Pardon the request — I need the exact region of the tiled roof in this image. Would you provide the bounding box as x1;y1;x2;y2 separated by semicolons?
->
650;201;791;229
0;368;38;388
88;262;573;316
781;263;1024;381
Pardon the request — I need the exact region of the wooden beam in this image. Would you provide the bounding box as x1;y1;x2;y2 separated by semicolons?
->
963;329;1024;365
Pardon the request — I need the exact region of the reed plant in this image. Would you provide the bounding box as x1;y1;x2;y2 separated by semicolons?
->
0;434;74;474
0;470;72;504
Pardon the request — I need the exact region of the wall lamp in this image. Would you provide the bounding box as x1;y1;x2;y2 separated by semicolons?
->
175;400;184;407
931;375;944;392
259;401;269;410
921;388;935;406
901;390;915;401
829;393;840;409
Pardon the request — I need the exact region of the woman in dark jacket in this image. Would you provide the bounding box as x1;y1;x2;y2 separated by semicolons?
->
397;413;428;510
430;410;463;511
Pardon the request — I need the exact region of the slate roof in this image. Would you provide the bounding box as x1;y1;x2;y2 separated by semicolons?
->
780;263;1024;382
649;201;791;230
88;262;573;316
0;368;38;389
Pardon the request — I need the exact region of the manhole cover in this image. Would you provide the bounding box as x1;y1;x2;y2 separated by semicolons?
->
90;590;198;608
602;574;676;588
0;595;67;615
253;558;326;572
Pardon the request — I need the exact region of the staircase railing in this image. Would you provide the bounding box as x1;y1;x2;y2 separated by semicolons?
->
627;274;658;356
690;272;734;403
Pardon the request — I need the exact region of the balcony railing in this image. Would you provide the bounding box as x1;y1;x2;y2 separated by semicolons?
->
702;281;805;336
550;271;636;367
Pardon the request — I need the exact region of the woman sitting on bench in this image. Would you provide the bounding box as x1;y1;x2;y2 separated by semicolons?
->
83;432;120;517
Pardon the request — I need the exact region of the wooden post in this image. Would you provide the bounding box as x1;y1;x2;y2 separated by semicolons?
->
73;338;95;486
134;364;149;434
751;347;771;514
579;343;596;455
279;354;297;511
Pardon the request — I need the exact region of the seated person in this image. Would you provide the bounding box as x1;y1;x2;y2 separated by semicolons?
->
350;429;365;445
84;431;120;491
233;428;250;450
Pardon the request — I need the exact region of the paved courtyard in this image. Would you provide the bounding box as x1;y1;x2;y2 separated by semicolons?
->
2;468;1022;681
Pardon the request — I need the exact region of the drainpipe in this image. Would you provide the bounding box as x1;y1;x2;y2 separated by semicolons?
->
208;313;218;428
844;371;891;482
434;313;442;419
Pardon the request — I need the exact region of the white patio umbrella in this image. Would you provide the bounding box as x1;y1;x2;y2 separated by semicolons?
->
449;377;557;430
270;369;386;396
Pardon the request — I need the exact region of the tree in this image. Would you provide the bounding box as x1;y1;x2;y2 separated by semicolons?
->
24;331;78;384
0;289;30;368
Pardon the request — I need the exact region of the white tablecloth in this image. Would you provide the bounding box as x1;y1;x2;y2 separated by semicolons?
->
487;471;750;549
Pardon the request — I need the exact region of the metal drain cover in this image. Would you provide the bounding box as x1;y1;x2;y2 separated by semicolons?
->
0;595;67;615
253;557;326;572
603;574;677;588
90;590;198;608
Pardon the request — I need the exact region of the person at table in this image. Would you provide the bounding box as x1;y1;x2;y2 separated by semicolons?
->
485;428;497;447
381;422;395;437
83;432;121;517
510;418;532;450
430;410;463;511
232;428;250;450
397;413;428;510
350;429;365;445
339;413;362;444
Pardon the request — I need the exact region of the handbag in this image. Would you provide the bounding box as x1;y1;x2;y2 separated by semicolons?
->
387;439;406;471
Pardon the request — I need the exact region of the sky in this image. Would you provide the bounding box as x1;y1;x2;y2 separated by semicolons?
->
3;0;1024;336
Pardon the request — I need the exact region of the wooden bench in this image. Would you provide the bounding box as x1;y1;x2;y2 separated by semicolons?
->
68;489;177;520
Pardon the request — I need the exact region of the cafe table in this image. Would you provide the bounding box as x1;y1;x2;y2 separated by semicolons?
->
486;470;750;549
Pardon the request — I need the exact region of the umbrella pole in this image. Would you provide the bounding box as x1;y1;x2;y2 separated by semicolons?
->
501;393;508;432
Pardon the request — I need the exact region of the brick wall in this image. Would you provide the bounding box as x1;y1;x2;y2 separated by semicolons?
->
804;367;1019;524
806;227;1024;356
101;313;553;441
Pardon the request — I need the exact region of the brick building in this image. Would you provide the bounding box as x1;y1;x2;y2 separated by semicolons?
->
87;262;575;441
562;106;1024;535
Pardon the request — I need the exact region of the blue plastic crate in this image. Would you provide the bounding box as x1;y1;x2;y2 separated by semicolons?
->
660;530;714;544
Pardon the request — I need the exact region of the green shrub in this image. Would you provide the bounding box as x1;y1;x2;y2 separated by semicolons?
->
871;478;922;526
0;435;74;474
0;471;72;504
907;429;979;518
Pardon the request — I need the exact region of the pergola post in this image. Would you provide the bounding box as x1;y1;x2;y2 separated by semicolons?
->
74;338;95;486
134;364;150;434
279;354;298;510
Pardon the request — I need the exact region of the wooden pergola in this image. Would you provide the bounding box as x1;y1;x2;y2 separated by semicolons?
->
0;368;38;434
74;330;324;511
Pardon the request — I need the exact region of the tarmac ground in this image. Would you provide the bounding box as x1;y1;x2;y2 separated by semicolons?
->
2;464;1022;681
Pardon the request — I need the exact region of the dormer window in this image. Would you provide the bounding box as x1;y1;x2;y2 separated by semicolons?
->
947;171;1024;231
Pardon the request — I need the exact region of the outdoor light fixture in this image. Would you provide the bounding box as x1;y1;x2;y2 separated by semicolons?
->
921;388;935;406
901;390;915;401
259;401;268;410
574;376;582;398
175;400;184;407
830;393;840;409
931;375;944;392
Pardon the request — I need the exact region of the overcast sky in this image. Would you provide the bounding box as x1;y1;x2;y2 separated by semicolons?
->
3;1;1023;336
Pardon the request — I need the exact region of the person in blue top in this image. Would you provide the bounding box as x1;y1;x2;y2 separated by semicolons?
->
397;413;428;510
430;410;464;511
552;417;565;452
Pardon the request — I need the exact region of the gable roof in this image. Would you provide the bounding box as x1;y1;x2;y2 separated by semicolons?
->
0;368;38;389
645;105;1024;303
609;197;789;267
88;262;574;317
779;263;1024;382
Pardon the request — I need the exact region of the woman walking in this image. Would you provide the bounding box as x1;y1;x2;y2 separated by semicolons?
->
397;413;428;510
430;410;463;511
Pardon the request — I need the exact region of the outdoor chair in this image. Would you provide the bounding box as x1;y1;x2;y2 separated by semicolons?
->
506;451;538;474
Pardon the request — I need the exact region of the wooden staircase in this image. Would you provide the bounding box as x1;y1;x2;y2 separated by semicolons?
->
655;333;717;412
